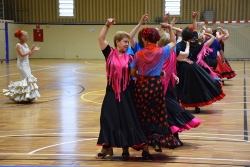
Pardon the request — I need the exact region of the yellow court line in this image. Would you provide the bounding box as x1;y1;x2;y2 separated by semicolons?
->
81;90;104;104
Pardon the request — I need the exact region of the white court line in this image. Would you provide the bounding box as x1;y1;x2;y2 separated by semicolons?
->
72;67;105;76
26;134;249;154
0;152;249;163
28;138;96;154
0;126;248;134
0;132;99;138
0;153;249;163
0;66;59;78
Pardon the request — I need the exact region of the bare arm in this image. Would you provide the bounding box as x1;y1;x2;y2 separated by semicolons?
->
222;29;229;41
98;18;115;50
160;23;176;52
204;33;215;47
16;44;38;58
130;68;137;77
29;44;40;57
216;27;226;41
129;14;148;49
198;24;206;34
176;42;190;61
172;26;182;32
192;11;199;32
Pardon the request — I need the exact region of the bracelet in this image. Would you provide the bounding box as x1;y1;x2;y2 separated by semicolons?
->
105;24;110;28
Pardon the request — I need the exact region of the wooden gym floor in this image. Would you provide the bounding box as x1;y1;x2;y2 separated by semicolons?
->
0;59;249;167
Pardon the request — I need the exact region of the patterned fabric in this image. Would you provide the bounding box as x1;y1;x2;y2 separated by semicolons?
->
134;76;180;148
131;44;170;76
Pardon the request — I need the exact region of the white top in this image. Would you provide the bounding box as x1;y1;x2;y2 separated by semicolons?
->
16;43;31;80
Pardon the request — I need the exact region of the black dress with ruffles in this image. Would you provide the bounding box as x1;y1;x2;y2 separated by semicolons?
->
97;45;148;148
175;38;225;108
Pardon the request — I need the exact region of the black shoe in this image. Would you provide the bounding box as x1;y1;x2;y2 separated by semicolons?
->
122;152;130;159
174;133;183;146
142;150;154;160
195;107;200;113
152;139;162;152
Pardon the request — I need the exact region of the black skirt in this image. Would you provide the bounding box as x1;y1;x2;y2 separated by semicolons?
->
97;81;148;148
134;76;180;148
176;62;226;108
165;88;202;134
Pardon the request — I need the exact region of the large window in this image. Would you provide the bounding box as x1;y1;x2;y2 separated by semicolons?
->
58;0;74;17
165;0;181;16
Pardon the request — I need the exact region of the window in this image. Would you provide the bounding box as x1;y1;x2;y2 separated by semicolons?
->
58;0;74;17
165;0;181;16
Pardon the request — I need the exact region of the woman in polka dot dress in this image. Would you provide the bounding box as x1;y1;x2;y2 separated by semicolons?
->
130;25;180;151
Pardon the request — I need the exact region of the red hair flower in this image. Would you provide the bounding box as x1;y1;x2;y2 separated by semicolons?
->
16;30;22;37
187;26;194;32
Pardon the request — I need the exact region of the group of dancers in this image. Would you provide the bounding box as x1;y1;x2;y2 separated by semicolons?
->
95;11;236;160
2;11;236;161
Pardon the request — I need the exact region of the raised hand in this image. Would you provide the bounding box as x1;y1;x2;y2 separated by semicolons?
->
160;23;172;30
106;18;116;26
30;44;36;51
170;17;177;26
192;11;199;19
139;14;149;24
33;46;40;51
163;12;170;23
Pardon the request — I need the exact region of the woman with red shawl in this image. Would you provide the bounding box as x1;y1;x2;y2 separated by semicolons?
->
130;24;180;152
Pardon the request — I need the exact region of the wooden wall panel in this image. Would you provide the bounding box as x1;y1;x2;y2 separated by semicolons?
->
3;0;250;24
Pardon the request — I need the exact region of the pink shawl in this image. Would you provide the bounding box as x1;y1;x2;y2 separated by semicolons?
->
161;50;177;94
196;43;218;79
106;48;132;102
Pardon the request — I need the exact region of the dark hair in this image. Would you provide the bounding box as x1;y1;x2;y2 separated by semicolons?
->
138;30;144;48
141;28;160;44
181;27;193;41
212;29;217;37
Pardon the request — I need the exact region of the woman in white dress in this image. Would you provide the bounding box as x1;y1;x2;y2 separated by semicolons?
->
3;30;41;102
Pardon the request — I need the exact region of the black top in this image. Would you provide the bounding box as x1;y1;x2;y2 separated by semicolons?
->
176;31;204;61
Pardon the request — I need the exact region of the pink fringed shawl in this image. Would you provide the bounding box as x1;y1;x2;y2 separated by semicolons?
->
196;43;218;79
106;48;132;102
161;50;177;94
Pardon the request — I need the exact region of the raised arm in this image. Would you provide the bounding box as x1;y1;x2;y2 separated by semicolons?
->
160;23;176;53
222;29;229;41
129;14;148;49
172;26;182;32
198;24;206;34
216;27;226;41
192;11;199;32
98;18;115;50
204;33;215;47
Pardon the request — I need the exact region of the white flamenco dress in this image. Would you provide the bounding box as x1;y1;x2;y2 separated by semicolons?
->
3;43;40;102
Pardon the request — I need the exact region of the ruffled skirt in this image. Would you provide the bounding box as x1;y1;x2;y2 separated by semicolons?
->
134;76;180;149
176;62;226;108
3;74;40;102
214;56;236;79
165;89;202;134
97;86;148;148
